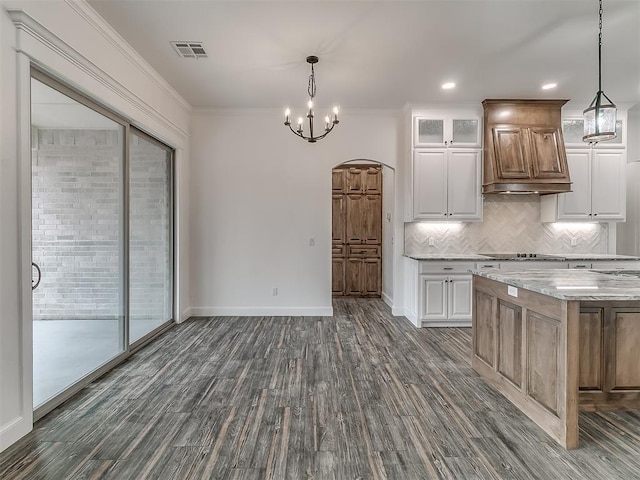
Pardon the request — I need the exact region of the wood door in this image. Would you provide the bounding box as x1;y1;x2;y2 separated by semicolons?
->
345;194;364;244
492;127;530;179
362;258;381;297
332;257;346;296
362;195;382;245
332;195;346;245
345;258;363;296
346;168;364;193
528;127;568;179
363;167;382;194
332;168;347;193
332;164;382;298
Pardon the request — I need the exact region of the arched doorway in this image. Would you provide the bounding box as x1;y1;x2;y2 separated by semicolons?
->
332;162;383;297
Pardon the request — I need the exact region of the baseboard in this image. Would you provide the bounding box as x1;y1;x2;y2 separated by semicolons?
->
381;292;393;309
1;415;32;453
190;306;333;317
179;307;193;323
420;320;472;328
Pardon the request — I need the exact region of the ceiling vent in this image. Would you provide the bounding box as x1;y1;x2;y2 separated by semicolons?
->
170;42;208;59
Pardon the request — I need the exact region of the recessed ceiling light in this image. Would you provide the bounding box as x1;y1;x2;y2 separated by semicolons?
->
442;82;456;90
542;83;557;90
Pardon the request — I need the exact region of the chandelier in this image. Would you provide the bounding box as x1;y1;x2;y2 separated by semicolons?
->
284;55;339;143
583;0;616;143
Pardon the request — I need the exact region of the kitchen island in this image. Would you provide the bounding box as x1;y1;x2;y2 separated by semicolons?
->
472;269;640;449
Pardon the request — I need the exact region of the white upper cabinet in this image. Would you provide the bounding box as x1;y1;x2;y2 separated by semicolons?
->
414;112;481;148
413;149;482;221
409;107;483;222
540;149;626;222
562;117;624;148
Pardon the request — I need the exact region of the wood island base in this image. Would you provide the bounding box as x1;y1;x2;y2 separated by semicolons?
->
472;274;640;449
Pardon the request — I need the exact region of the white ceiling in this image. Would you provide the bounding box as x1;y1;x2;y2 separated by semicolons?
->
87;0;640;111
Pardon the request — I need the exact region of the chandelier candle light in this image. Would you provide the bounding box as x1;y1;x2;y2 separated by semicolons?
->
583;0;616;143
284;55;339;143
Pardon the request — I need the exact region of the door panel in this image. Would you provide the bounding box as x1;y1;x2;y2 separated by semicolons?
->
31;77;126;408
129;129;173;344
492;127;530;178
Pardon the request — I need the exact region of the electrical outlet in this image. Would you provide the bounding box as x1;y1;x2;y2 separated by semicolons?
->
272;287;278;296
308;237;315;246
428;237;435;247
570;237;577;246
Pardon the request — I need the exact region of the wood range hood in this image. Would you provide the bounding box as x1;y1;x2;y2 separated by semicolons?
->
482;99;572;195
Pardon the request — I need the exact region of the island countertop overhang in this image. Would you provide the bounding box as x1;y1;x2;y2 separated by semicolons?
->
471;269;640;301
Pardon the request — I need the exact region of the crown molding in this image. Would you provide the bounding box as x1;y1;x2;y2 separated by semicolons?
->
65;0;191;112
191;107;402;117
8;8;190;142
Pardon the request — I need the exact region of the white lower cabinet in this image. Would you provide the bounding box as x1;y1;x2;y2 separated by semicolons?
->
417;262;474;327
406;258;640;328
419;274;472;326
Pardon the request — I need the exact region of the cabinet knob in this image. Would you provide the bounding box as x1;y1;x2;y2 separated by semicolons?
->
593;213;598;216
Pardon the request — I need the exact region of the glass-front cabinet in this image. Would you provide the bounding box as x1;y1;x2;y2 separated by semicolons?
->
414;111;481;148
562;117;624;148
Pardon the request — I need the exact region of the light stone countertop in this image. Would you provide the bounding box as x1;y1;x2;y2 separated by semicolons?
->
404;254;491;261
472;269;640;301
546;254;640;261
404;253;640;261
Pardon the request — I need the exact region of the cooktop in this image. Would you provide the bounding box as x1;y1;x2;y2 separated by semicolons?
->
479;253;559;259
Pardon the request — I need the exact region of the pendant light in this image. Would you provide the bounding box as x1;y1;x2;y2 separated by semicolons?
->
583;0;616;143
284;56;339;143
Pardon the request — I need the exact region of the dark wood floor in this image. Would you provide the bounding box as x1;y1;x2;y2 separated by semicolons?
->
1;298;639;479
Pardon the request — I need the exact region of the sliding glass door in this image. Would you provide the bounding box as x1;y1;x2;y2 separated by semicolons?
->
31;75;127;408
31;71;174;413
129;129;173;344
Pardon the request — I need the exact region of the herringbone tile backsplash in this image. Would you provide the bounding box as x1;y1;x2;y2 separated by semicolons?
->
405;195;609;255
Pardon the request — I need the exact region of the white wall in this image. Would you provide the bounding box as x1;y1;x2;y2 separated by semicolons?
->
0;6;27;451
0;0;191;452
382;164;395;304
189;109;402;316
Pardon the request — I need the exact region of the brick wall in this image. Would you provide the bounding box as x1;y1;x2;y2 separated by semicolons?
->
32;129;172;322
129;133;172;322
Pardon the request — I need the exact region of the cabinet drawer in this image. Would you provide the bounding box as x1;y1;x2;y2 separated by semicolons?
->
332;245;345;257
475;262;500;270
419;262;474;274
348;245;381;257
568;262;591;269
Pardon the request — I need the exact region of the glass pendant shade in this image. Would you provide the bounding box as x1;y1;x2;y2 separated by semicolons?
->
583;92;617;142
583;0;616;143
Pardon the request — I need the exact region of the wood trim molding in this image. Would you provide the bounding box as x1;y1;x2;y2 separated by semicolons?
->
7;9;190;142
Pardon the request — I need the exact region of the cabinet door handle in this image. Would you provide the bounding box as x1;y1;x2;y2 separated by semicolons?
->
443;267;453;271
481;265;493;268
